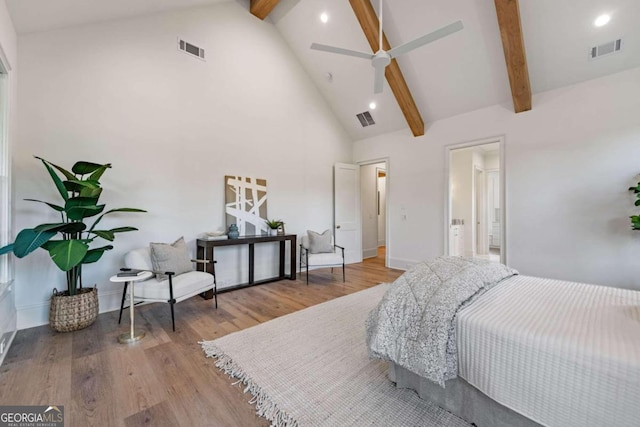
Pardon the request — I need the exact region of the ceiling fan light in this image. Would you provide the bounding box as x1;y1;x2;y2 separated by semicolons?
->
594;14;610;27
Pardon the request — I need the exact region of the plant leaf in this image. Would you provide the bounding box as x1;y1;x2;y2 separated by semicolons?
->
89;208;147;231
109;226;138;233
34;222;86;234
72;161;110;175
88;164;111;181
13;228;57;258
65;197;104;220
44;240;89;271
0;244;14;256
36;157;77;181
80;186;102;199
24;198;65;212
35;157;68;202
67;205;105;220
82;245;114;264
91;230;115;241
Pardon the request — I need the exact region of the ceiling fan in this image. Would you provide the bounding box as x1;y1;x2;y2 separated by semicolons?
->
310;0;464;94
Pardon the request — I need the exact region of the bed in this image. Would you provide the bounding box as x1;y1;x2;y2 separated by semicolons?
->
366;257;640;427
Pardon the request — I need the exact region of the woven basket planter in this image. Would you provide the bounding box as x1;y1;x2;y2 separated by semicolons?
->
49;286;99;332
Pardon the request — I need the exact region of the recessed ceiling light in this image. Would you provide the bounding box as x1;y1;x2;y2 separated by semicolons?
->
594;14;610;27
369;102;377;110
320;13;329;23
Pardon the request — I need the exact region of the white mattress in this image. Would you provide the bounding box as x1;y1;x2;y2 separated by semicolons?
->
456;275;640;427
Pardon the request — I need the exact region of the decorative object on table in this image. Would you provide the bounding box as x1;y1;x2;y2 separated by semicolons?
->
0;156;145;332
116;268;147;277
225;175;268;236
277;223;285;236
265;219;283;236
629;177;640;230
228;224;240;239
299;230;345;285
200;230;228;241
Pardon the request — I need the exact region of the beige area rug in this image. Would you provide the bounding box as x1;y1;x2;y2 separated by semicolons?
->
200;284;470;427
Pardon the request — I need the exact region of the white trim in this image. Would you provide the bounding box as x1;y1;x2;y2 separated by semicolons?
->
444;136;507;264
388;256;420;271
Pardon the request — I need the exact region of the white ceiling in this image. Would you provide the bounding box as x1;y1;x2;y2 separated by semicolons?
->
6;0;640;140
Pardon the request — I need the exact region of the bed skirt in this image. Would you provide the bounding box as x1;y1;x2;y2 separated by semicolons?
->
388;362;543;427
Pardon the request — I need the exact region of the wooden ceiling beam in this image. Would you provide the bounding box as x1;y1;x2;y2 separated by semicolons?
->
494;0;532;113
349;0;425;137
250;0;280;20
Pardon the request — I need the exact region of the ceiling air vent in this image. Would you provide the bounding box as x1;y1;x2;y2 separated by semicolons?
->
356;111;376;127
589;38;622;60
178;38;205;61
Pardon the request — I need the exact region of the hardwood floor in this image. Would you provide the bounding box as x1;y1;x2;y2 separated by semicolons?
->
0;255;401;427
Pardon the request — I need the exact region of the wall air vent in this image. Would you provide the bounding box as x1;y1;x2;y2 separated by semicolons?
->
356;111;376;127
178;38;205;61
589;38;622;60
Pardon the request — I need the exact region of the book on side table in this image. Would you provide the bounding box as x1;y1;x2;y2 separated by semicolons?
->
117;268;147;277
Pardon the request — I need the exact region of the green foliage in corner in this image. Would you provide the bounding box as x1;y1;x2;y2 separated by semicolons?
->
0;156;146;295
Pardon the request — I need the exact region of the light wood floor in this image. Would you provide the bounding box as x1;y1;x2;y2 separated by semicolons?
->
0;253;401;427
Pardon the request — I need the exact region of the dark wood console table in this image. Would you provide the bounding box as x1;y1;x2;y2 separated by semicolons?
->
196;234;297;297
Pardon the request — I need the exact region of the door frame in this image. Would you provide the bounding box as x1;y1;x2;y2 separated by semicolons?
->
357;157;390;268
473;165;486;256
444;136;506;264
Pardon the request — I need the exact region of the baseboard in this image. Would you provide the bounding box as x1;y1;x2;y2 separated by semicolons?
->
388;257;420;271
363;248;377;259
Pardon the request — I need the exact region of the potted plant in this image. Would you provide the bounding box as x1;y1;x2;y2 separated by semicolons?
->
630;179;640;230
265;219;283;236
0;156;145;332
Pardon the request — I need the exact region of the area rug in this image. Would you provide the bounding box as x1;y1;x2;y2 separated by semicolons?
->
200;284;470;427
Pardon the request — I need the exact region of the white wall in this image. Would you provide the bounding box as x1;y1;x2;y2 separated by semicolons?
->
0;0;17;363
354;66;640;291
14;2;353;329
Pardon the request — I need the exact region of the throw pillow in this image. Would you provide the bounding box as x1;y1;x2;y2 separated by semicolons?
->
307;229;333;254
149;236;193;280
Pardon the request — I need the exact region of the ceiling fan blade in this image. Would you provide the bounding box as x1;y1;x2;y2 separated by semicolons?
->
310;43;374;60
387;20;464;58
373;64;385;94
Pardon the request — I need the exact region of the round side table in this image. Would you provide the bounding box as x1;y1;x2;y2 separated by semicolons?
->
110;271;153;344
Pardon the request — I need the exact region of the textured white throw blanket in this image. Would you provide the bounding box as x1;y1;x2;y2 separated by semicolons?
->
366;256;517;386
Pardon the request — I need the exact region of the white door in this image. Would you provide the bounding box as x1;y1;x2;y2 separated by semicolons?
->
334;163;362;264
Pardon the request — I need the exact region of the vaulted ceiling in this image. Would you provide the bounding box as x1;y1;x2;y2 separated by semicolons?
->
7;0;640;140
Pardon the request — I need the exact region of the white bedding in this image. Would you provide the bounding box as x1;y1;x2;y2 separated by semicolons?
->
457;275;640;427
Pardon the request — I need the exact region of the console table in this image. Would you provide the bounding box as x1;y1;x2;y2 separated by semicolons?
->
196;234;297;296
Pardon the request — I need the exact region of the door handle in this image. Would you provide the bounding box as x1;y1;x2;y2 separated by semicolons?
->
336;225;341;229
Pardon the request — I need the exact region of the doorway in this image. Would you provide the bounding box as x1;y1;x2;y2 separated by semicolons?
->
359;160;389;266
446;139;504;263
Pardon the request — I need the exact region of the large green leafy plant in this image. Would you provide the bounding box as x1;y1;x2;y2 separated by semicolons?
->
0;157;145;295
630;179;640;230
